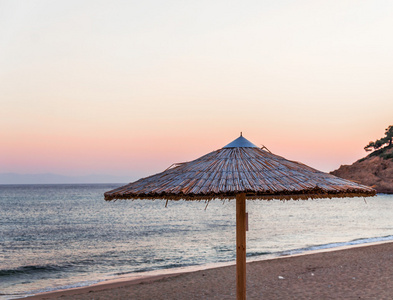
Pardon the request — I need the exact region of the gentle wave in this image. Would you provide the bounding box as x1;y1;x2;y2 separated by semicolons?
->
0;264;68;277
246;251;272;257
277;235;393;257
0;259;93;277
2;280;104;300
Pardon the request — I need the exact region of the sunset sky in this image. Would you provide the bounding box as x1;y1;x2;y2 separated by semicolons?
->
1;0;393;182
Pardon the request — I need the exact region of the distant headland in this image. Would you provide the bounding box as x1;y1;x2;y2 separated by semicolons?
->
0;173;131;185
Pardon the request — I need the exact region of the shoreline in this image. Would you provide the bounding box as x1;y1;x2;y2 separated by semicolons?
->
19;240;393;299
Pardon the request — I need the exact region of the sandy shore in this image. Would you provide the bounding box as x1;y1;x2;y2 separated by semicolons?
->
22;242;393;299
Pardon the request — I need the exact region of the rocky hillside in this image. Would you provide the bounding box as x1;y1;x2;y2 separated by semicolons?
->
331;145;393;194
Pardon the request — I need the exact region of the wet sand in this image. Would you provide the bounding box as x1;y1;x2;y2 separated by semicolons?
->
23;242;393;299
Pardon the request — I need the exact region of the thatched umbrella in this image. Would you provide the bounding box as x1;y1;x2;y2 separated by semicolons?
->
105;134;375;300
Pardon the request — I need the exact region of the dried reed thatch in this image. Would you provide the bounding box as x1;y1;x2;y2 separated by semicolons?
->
105;135;375;201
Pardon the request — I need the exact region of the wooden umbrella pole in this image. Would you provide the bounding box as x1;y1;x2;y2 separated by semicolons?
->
236;193;246;300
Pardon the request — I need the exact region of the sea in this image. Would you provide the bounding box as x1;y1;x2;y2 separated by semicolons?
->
1;184;393;299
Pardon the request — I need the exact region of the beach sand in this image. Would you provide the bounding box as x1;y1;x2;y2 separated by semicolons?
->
23;242;393;299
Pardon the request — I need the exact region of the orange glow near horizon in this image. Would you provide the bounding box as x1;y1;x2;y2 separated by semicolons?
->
0;123;385;177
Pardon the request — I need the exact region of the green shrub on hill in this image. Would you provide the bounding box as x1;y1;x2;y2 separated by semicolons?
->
364;125;393;152
359;126;393;162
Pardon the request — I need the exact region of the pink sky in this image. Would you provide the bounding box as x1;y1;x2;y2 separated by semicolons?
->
1;1;393;182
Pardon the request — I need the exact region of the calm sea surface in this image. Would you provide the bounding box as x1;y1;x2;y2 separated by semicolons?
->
1;184;392;299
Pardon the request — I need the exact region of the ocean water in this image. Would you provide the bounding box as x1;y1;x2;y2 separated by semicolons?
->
1;184;392;299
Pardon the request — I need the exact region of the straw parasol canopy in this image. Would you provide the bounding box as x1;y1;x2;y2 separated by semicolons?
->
104;134;375;300
105;134;375;201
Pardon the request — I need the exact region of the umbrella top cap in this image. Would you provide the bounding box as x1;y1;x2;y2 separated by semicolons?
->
222;133;258;148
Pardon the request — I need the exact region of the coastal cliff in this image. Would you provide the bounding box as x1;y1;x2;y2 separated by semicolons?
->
331;145;393;194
